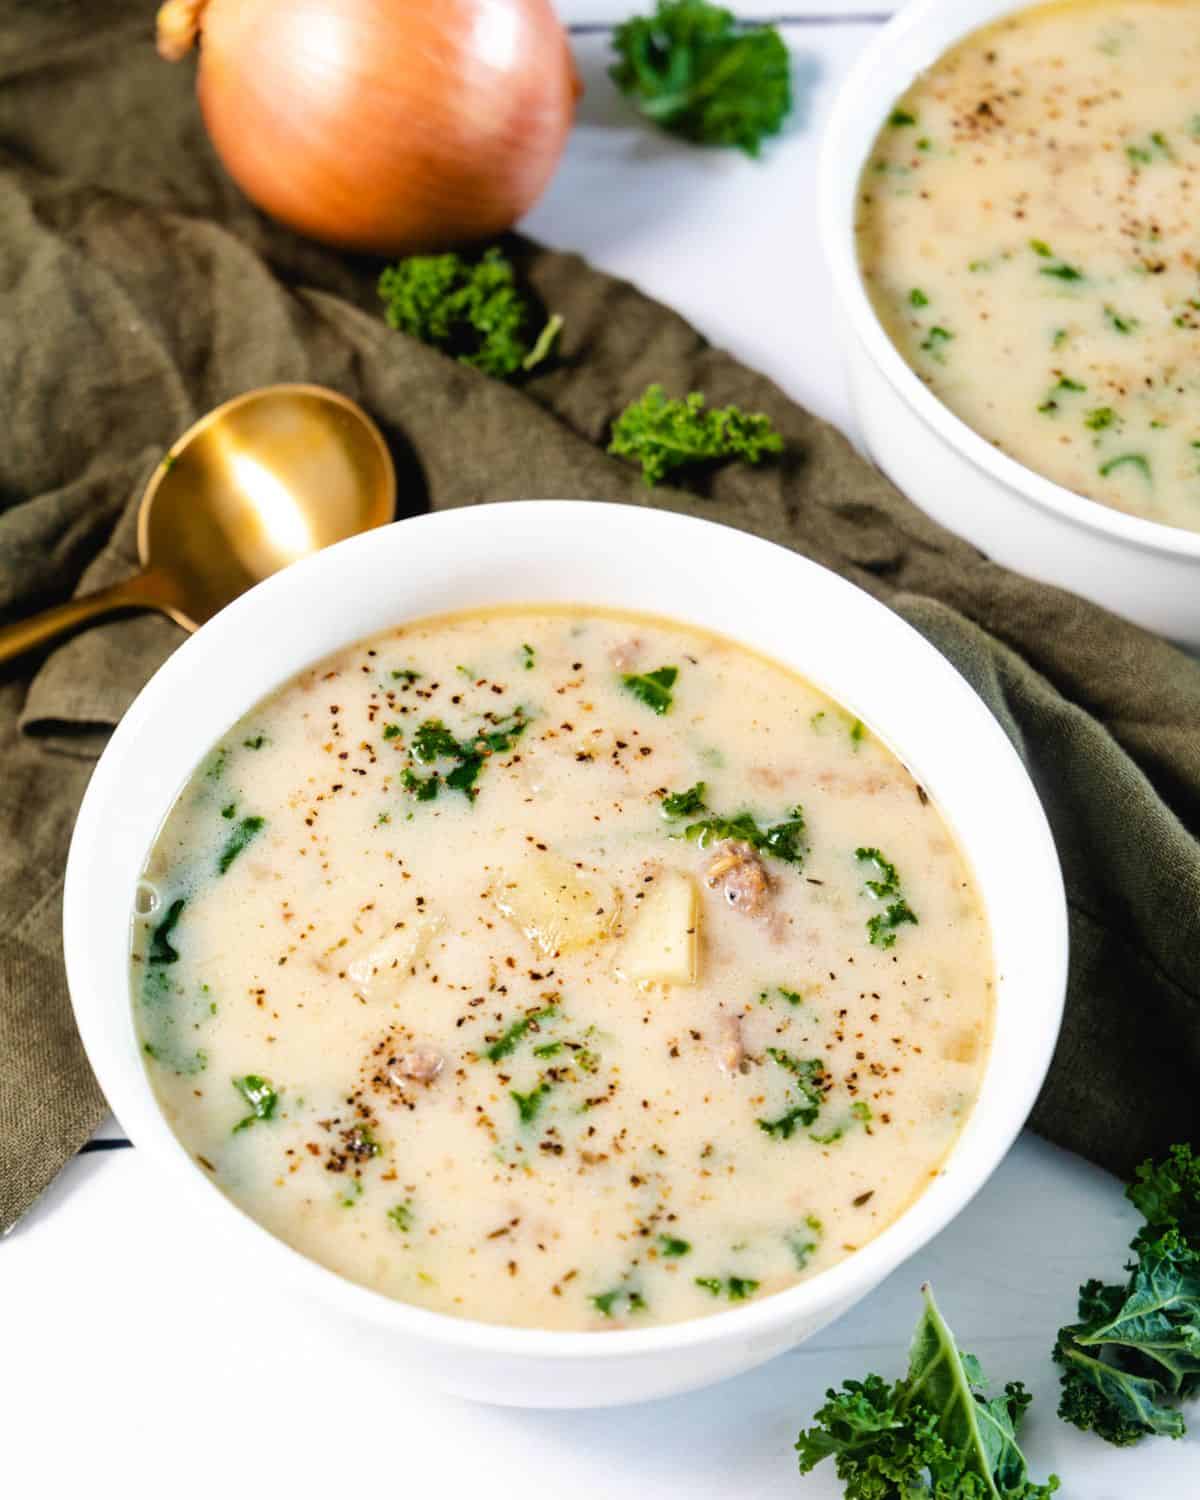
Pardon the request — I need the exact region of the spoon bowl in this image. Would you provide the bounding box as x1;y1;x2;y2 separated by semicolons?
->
0;384;395;662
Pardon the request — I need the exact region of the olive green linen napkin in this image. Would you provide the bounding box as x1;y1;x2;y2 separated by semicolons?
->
2;0;1198;1233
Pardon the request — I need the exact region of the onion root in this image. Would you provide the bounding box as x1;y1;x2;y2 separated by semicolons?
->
156;0;209;61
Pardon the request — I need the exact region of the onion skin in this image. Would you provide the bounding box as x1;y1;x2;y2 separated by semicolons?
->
158;0;579;253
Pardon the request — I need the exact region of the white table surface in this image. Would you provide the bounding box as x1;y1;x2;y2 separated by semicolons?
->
4;6;1195;1493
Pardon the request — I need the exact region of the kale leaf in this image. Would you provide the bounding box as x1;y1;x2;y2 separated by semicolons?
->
695;1275;759;1300
1128;1143;1200;1251
485;1005;559;1064
147;896;186;965
1055;1143;1200;1446
622;665;678;714
591;1282;648;1318
217;815;265;875
856;845;919;948
797;1285;1060;1498
510;1081;553;1126
757;1047;826;1140
608;384;783;486
231;1074;278;1133
661;781;707;818
401;709;529;804
377;249;561;380
677;804;807;866
610;0;792;156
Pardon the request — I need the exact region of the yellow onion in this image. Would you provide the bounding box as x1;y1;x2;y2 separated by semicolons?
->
157;0;580;252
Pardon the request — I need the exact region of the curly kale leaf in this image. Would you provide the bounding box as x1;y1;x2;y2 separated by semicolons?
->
377;249;560;380
1054;1143;1200;1447
1128;1143;1200;1252
797;1285;1060;1498
1054;1231;1200;1445
610;0;792;156
677;804;806;866
608;384;783;486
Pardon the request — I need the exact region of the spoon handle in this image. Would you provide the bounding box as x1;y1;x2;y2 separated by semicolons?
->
0;569;175;668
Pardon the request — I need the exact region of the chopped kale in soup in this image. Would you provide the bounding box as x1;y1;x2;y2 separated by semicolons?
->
131;608;993;1330
856;0;1200;532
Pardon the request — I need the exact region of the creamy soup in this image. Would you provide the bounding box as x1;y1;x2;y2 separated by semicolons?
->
131;609;993;1330
857;0;1200;532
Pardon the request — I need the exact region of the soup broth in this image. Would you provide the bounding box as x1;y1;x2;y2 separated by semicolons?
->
132;608;993;1330
857;0;1200;532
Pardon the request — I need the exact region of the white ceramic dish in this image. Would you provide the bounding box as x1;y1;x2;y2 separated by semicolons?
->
63;501;1067;1408
819;0;1200;648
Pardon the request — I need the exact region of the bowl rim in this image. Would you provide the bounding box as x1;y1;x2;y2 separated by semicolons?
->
817;0;1200;564
63;499;1069;1365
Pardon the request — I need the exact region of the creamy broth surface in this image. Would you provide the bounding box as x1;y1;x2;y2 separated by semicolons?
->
133;609;993;1330
857;0;1200;531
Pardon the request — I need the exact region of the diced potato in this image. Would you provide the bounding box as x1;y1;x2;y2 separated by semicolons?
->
494;853;619;957
621;869;699;987
347;913;442;998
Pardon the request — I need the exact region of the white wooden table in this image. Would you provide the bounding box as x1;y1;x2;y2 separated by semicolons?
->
3;6;1195;1493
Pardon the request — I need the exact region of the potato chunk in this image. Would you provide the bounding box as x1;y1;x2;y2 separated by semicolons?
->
495;853;619;957
621;869;699;987
347;914;442;998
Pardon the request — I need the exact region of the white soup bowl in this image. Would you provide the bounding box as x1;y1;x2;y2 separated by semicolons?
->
64;501;1067;1407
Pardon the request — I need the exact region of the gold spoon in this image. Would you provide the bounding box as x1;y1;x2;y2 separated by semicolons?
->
0;384;396;666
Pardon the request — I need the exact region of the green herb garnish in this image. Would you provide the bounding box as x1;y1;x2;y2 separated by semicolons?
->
658;1235;692;1257
678;804;806;866
377;248;561;380
147;897;186;965
486;1005;559;1064
788;1215;823;1270
1099;453;1151;482
591;1283;648;1318
757;1048;826;1140
401;768;439;801
908;288;929;308
1031;240;1084;281
402;710;529;804
608;384;783;486
387;1201;414;1232
622;664;678;715
382;724;402;741
217;815;265;875
797;1284;1060;1498
1039;376;1087;414
856;845;918;948
919;326;954;360
391;669;422;683
412;721;461;762
231;1074;278;1133
759;986;804;1008
521;643;535;670
1126;132;1173;166
510;1082;553;1126
1085;407;1117;431
695;1275;760;1301
609;0;791;157
242;734;267;750
1104;306;1138;335
661;781;707;818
